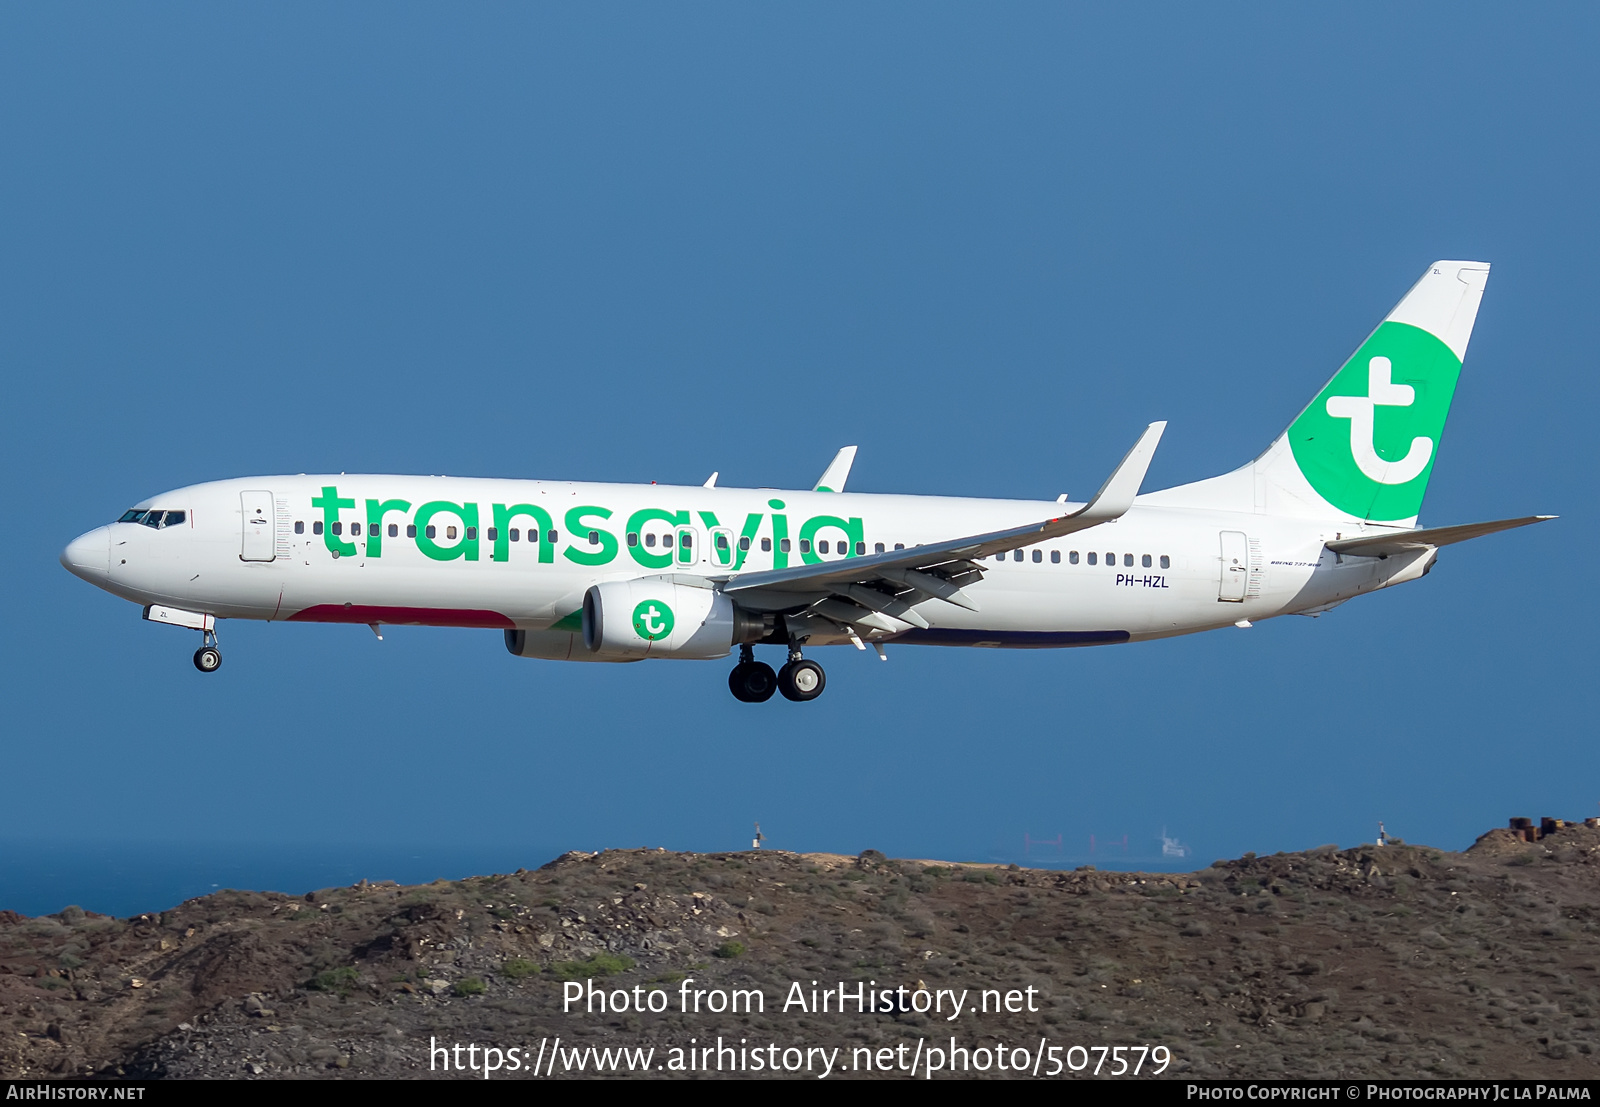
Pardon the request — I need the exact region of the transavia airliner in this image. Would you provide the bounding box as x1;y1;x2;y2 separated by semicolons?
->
61;262;1552;702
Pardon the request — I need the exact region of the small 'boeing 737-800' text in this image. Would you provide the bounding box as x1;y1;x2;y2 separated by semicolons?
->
61;262;1551;702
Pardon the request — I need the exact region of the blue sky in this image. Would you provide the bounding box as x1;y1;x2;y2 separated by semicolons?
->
3;5;1595;913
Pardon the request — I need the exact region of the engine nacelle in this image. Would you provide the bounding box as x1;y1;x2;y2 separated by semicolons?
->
582;579;764;660
505;627;637;663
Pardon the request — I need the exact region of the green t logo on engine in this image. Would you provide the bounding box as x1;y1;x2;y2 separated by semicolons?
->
632;600;674;641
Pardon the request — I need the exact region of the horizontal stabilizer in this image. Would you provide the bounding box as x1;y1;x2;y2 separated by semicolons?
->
1326;515;1555;558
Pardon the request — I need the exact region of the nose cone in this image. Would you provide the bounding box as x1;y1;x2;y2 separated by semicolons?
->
61;526;110;581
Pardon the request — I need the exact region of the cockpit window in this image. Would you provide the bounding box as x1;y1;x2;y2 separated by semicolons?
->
116;509;185;529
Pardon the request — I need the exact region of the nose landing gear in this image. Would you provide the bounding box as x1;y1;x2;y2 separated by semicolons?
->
192;628;222;673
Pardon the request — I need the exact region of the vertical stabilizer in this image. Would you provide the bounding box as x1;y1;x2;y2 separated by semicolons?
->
1143;261;1490;527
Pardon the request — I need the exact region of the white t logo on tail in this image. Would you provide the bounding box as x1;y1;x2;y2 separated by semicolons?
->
1325;356;1434;485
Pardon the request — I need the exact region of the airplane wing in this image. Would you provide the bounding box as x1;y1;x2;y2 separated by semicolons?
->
814;446;858;492
721;423;1166;631
1325;515;1555;558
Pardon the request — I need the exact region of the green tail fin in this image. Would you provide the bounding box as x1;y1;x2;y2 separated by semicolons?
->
1145;261;1489;527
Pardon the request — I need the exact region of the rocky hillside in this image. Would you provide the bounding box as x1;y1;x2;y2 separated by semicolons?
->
3;823;1599;1079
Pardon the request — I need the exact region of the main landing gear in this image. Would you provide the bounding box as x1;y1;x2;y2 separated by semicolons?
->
778;653;825;702
728;644;777;702
728;643;826;703
193;628;222;674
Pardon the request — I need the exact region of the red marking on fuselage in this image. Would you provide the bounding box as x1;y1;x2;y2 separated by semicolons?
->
287;604;514;629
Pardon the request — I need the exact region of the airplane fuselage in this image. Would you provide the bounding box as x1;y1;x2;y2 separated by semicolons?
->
59;263;1537;698
62;474;1429;655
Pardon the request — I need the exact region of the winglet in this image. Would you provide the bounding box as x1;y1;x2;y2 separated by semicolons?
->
814;446;858;493
703;472;719;488
1072;421;1166;523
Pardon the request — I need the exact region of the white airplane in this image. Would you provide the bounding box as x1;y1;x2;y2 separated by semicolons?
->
61;261;1551;702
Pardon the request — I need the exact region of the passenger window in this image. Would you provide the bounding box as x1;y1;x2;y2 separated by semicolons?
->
1087;552;1096;565
588;530;600;545
486;528;496;541
313;521;324;535
547;530;558;544
1105;552;1114;565
447;526;458;540
875;543;885;554
680;533;691;548
1142;554;1152;568
818;540;828;554
762;538;773;552
715;534;729;551
407;525;417;538
426;526;436;539
627;532;639;547
1124;553;1133;567
894;543;905;551
510;529;520;541
465;527;476;541
1069;550;1079;564
800;539;811;554
1032;549;1042;563
294;521;304;535
739;536;751;551
662;533;673;548
369;523;380;537
855;542;865;555
780;539;791;553
1050;550;1060;564
645;533;656;547
388;524;399;538
331;522;342;536
1160;555;1170;569
1013;550;1023;562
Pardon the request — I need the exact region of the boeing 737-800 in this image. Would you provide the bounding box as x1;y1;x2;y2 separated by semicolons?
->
60;261;1551;702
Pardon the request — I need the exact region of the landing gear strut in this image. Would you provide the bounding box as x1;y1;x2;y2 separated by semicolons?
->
728;644;777;703
193;627;221;674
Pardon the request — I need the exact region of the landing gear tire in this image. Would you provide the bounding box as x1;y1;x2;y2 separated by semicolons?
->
193;646;222;673
777;658;825;702
729;661;778;703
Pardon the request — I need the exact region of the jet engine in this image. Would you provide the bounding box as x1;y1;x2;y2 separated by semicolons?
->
581;579;766;660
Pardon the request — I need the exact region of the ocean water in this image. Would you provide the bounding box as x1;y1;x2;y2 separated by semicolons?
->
0;839;1207;920
0;840;568;919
